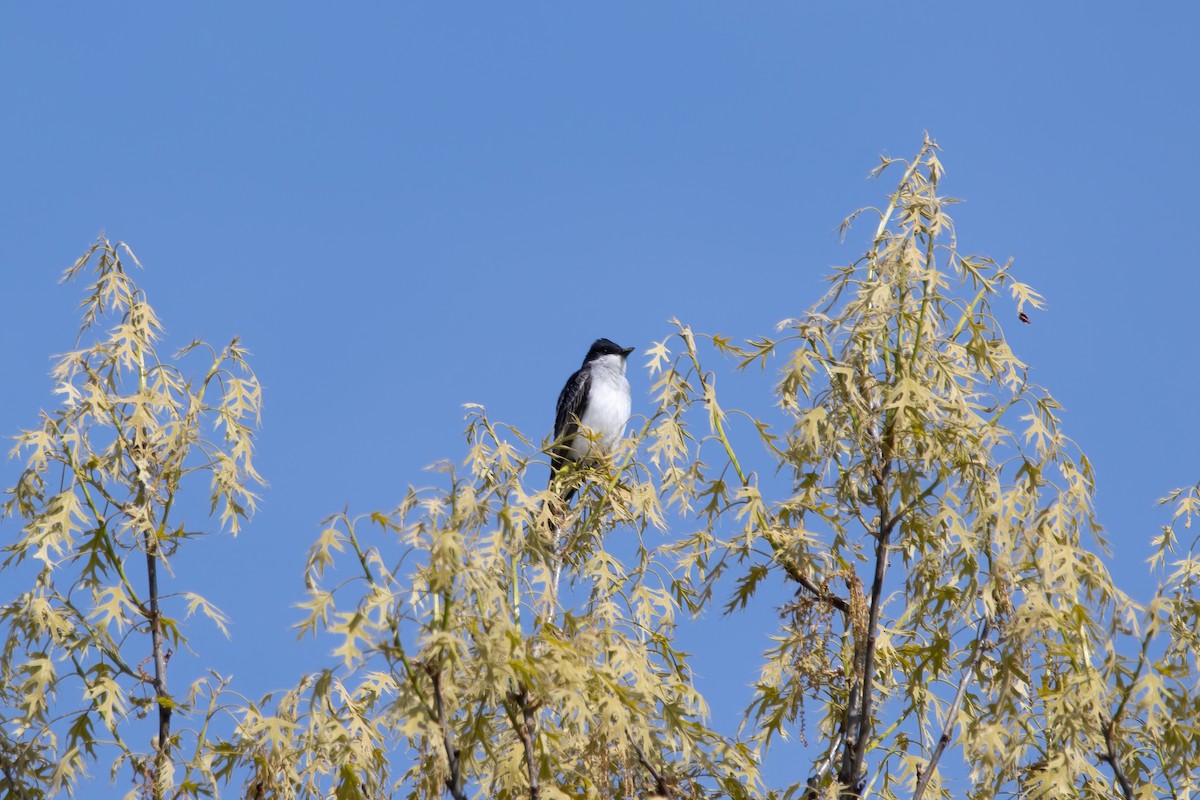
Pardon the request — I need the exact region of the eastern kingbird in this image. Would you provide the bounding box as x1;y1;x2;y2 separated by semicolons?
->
550;338;635;502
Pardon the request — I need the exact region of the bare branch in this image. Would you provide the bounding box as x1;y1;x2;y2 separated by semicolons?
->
840;469;895;791
802;733;844;800
772;544;850;615
628;735;674;800
1095;624;1152;800
429;666;468;800
142;498;171;800
912;619;990;800
505;685;541;800
1099;714;1135;800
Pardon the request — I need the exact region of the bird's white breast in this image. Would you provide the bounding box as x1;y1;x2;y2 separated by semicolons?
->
572;355;631;460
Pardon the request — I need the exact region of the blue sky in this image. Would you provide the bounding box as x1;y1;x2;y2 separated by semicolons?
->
3;3;1199;794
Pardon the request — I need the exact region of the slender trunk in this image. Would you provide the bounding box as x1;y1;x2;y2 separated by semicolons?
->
838;419;896;797
430;666;468;800
145;532;171;800
135;347;170;799
837;523;891;798
506;684;541;800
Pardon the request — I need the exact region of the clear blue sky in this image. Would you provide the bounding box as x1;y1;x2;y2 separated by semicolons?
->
3;3;1198;795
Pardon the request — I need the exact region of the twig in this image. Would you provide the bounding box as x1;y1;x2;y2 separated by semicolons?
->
1;759;27;800
802;733;844;799
429;667;468;800
629;736;672;800
504;684;541;800
912;619;990;800
1098;715;1135;800
143;517;171;800
841;474;893;789
839;417;898;794
690;349;850;617
1095;625;1152;800
866;138;934;282
764;529;850;615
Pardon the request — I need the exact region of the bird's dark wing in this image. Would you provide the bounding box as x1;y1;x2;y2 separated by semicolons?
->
551;367;590;473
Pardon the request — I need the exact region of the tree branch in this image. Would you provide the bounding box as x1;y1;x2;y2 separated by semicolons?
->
912;619;989;800
429;666;468;800
629;735;673;800
682;347;852;621
137;463;171;800
1096;625;1152;800
504;684;541;800
1099;714;1135;800
768;539;850;615
802;733;844;800
0;756;29;800
838;521;889;794
839;423;896;796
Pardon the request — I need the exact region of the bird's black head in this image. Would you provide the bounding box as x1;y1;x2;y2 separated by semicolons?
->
584;338;635;364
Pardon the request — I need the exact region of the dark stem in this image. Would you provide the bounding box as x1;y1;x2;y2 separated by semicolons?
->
839;424;896;796
842;515;891;794
772;543;850;615
912;620;990;800
504;684;541;800
1099;715;1135;800
629;736;673;800
0;756;29;800
144;530;171;800
430;667;468;800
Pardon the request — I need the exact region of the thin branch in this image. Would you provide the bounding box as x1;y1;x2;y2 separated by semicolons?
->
766;536;850;615
137;452;171;800
912;619;990;800
691;352;850;617
1099;714;1135;800
887;473;945;532
629;735;673;800
1095;624;1152;800
0;758;30;800
802;733;844;800
429;667;468;800
866;138;934;282
1111;627;1153;737
840;419;897;795
504;684;541;800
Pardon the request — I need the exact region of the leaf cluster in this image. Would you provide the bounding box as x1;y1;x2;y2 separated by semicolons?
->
7;144;1200;800
221;408;759;800
1;238;264;799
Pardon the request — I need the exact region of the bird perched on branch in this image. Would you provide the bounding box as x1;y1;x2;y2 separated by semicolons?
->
549;338;635;503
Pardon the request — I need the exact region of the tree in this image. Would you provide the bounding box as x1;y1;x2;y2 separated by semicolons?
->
658;137;1130;798
654;138;1200;798
1;240;263;799
4;139;1200;800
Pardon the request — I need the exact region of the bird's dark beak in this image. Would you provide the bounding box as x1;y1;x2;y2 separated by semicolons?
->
622;346;635;356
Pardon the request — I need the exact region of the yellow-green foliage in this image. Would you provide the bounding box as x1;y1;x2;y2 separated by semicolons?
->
2;239;263;800
4;141;1199;800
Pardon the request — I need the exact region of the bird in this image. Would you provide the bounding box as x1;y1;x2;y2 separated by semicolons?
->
549;338;635;503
